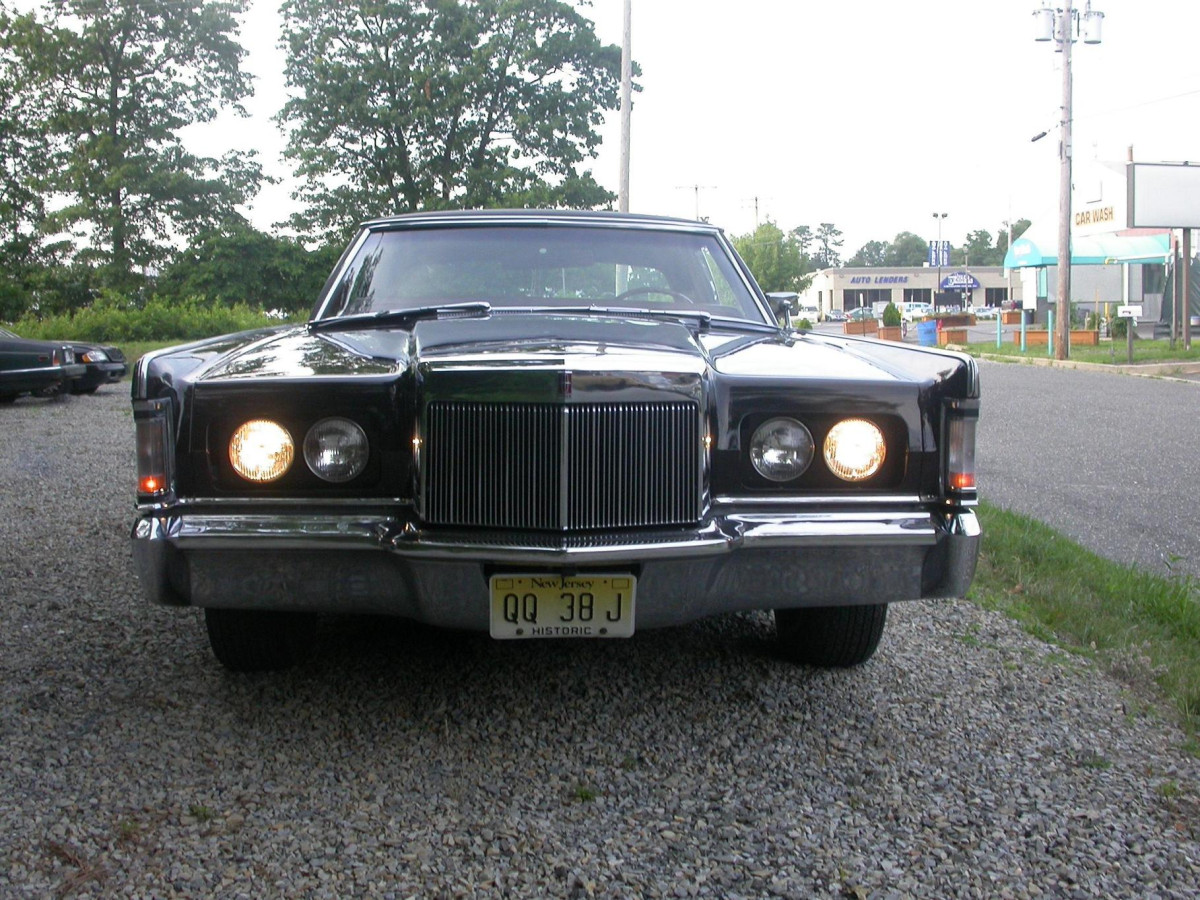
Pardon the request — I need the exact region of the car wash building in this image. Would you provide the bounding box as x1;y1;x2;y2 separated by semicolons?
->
1003;160;1172;325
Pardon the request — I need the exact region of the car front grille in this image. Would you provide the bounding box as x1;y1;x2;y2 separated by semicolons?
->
423;401;703;531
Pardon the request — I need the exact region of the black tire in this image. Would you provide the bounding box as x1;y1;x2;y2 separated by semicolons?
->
0;394;16;404
204;608;317;672
774;604;888;668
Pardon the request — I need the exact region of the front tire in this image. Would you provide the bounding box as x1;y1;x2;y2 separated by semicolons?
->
774;604;888;668
204;608;317;672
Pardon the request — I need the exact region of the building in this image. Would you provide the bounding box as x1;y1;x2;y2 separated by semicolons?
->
800;266;1018;318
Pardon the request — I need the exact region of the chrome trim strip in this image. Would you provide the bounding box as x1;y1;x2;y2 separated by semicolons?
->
136;509;967;562
713;494;925;508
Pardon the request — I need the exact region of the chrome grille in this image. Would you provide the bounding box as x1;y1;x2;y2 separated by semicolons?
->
424;402;702;531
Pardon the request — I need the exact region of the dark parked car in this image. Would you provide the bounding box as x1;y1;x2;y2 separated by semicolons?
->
63;339;127;393
0;329;85;403
131;211;980;672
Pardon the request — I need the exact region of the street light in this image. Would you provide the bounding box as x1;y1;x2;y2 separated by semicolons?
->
932;212;948;309
1033;0;1105;360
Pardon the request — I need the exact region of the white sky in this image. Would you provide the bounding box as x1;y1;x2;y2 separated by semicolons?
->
58;0;1200;253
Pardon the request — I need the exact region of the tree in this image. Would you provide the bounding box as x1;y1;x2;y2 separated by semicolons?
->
847;240;886;268
156;222;342;314
732;220;808;293
995;218;1031;260
884;231;929;267
5;0;263;294
813;223;843;269
955;229;995;266
278;0;625;243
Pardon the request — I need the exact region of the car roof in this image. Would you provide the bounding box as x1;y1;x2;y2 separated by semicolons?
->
360;208;723;235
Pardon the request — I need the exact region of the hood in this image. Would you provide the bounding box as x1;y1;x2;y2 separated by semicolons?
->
187;315;962;390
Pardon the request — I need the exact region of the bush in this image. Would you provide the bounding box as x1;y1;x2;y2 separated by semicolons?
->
795;317;812;330
5;293;302;343
881;302;902;327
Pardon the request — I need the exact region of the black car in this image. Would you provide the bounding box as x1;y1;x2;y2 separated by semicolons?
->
63;340;127;393
131;210;980;672
0;329;85;403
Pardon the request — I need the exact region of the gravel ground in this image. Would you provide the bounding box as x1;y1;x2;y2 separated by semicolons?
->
2;388;1199;899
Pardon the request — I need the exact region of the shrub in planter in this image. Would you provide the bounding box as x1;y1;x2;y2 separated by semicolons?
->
881;302;902;328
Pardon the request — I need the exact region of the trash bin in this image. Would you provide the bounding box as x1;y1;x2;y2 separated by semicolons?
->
916;319;938;347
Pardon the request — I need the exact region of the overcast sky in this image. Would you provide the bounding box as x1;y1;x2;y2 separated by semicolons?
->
179;0;1200;254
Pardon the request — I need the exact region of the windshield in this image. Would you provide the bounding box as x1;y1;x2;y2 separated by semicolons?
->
316;225;769;324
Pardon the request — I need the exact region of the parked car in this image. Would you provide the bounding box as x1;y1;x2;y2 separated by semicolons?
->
0;329;85;403
131;210;980;672
63;340;128;393
824;308;848;322
902;302;934;323
846;306;876;322
796;305;820;323
970;305;998;320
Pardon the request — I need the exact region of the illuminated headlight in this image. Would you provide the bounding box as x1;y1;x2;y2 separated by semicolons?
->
80;349;108;363
304;417;368;483
229;420;294;483
750;417;814;482
823;418;886;482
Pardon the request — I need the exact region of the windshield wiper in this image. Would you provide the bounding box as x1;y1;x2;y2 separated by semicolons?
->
538;305;784;336
308;301;492;332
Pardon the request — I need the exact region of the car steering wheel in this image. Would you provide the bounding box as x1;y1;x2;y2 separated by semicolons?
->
613;286;697;305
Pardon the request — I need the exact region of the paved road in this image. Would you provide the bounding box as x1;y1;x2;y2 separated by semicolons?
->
976;360;1200;579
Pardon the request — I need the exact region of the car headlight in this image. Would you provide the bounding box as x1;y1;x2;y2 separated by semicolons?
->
823;418;886;482
80;349;108;363
229;419;294;483
750;417;814;482
304;417;368;483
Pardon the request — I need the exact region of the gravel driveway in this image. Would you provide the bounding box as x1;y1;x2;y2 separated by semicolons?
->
2;389;1198;899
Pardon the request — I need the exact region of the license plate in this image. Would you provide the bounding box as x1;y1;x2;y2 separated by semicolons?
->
489;574;636;639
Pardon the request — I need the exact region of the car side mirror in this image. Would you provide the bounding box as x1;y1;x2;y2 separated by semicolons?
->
766;295;793;326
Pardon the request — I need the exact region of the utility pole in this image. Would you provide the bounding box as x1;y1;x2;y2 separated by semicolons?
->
618;0;631;213
676;185;716;222
1055;0;1073;360
1034;0;1105;360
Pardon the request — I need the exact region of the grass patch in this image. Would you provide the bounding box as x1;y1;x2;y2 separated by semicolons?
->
962;338;1200;366
971;502;1200;737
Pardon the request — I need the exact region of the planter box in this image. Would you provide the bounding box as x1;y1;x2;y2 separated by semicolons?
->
877;325;903;341
1013;329;1100;347
844;319;878;335
936;314;976;328
938;328;968;346
1001;310;1023;326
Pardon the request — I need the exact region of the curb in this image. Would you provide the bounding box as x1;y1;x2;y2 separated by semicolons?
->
965;350;1200;381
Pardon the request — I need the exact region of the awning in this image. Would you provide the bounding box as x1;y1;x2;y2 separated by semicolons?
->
1004;231;1170;268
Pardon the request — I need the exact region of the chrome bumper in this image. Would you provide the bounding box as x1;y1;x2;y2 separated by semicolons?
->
131;507;980;628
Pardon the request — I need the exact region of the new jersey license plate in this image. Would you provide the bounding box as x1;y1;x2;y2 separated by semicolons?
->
489;574;636;639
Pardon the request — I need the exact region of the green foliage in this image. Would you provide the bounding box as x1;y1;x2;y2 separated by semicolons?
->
881;301;902;327
277;0;625;242
3;0;261;292
972;502;1200;735
732;220;810;293
885;232;930;267
8;293;296;343
813;223;843;269
847;240;886;267
156;224;342;315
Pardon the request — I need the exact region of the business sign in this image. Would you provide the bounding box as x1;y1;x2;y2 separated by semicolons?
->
940;272;980;290
1072;161;1128;237
1117;305;1143;319
1128;162;1200;229
928;240;951;267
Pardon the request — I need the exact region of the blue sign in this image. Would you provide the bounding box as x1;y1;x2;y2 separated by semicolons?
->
940;271;980;290
928;240;951;267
